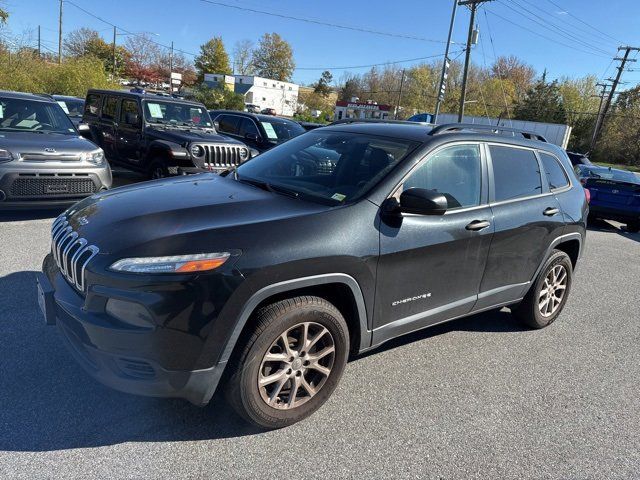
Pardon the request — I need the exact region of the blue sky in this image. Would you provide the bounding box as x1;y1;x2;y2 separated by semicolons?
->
3;0;639;86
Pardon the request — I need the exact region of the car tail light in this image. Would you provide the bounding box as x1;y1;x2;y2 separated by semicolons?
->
584;188;591;204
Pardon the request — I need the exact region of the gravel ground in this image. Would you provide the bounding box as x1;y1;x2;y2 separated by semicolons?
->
0;205;638;479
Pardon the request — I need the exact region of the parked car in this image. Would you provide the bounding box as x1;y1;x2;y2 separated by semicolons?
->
298;121;325;131
575;163;640;232
245;103;260;113
52;95;85;129
82;89;250;178
37;122;587;428
566;151;593;166
407;112;434;123
210;110;306;153
0;90;111;208
260;107;277;116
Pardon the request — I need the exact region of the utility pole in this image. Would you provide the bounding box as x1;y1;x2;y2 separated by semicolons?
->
37;25;41;58
169;41;174;92
395;69;406;119
58;0;63;64
458;0;491;123
434;0;458;124
590;46;640;151
112;26;117;77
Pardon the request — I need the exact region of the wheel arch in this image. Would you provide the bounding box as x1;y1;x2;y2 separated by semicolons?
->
531;232;583;283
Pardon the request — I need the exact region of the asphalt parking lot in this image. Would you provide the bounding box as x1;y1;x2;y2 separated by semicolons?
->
0;201;639;478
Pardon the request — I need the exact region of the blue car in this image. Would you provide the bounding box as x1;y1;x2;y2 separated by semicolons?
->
576;164;640;232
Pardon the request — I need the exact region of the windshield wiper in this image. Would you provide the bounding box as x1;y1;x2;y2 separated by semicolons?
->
236;176;300;198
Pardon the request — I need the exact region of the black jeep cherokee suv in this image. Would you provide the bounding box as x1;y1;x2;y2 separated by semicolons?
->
82;90;250;178
37;122;588;428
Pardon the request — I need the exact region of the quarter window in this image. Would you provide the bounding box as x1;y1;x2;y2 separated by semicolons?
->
217;115;240;134
539;152;569;190
238;118;259;137
490;146;542;202
402;144;482;209
84;94;101;117
120;99;139;122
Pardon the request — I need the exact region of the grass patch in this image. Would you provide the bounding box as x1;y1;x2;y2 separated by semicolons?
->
593;162;640;173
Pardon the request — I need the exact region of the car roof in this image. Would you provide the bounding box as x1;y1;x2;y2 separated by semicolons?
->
87;89;205;107
52;94;84;101
209;110;300;124
0;90;57;103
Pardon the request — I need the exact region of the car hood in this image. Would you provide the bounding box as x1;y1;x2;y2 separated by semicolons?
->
64;174;330;255
0;131;96;154
146;127;245;146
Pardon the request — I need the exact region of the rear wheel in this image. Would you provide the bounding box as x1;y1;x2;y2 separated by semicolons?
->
225;296;349;429
513;249;573;329
626;222;640;233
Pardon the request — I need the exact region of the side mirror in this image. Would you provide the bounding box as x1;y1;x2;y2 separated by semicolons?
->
245;132;262;143
399;188;448;215
249;148;260;158
125;112;139;126
77;123;92;139
213;120;220;131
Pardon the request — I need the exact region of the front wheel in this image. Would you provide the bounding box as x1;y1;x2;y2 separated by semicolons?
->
225;296;349;429
513;249;573;329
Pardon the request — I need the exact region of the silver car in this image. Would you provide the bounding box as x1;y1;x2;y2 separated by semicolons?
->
0;91;112;208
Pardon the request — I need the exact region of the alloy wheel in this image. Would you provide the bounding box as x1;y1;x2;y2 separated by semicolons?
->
258;322;335;409
538;264;568;317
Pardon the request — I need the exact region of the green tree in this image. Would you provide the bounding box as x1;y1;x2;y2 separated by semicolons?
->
314;70;333;96
596;85;640;166
252;33;295;81
338;76;361;102
194;37;231;81
192;84;244;110
514;77;567;124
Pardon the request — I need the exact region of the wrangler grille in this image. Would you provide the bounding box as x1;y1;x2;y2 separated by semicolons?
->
51;215;99;292
10;175;96;198
204;144;245;168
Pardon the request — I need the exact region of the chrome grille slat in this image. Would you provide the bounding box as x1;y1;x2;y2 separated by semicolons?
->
202;144;244;168
50;215;99;293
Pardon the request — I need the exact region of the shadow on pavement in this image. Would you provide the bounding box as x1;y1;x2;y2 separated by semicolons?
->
0;271;262;453
587;218;640;244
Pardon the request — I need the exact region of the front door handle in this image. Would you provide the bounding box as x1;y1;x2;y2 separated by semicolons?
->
543;207;560;216
466;220;491;231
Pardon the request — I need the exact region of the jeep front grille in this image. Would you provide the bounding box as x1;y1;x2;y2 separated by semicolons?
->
204;144;244;168
51;215;99;292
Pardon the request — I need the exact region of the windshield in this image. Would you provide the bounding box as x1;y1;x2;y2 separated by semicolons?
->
260;119;305;143
56;99;84;118
0;96;76;134
143;100;213;127
235;130;419;204
580;166;639;183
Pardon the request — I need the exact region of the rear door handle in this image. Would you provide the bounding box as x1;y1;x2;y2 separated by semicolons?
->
543;207;560;216
466;220;491;231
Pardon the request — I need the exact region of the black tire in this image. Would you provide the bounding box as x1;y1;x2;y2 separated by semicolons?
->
147;159;168;180
626;222;640;233
513;249;573;329
225;296;349;429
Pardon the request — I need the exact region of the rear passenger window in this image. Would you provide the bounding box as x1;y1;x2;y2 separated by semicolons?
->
490;146;542;202
539;152;569;190
101;96;118;121
84;94;101;117
403;144;482;209
217;115;239;134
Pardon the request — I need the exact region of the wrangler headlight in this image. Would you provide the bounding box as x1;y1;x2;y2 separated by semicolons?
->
110;252;231;274
0;149;14;163
190;144;205;157
81;149;105;166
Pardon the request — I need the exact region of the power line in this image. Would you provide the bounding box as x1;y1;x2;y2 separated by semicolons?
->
499;0;614;56
199;0;450;44
485;9;612;59
65;0;198;57
295;51;460;71
544;0;625;45
483;10;512;124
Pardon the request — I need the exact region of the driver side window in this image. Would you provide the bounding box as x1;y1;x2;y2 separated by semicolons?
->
402;144;482;210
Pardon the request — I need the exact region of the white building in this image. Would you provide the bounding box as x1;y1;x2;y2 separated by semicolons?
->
204;74;299;117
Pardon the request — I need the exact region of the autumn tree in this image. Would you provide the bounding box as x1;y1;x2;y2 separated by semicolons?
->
491;55;535;101
194;37;231;81
233;39;254;75
252;33;295;81
124;33;162;83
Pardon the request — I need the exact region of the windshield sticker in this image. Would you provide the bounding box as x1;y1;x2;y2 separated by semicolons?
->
262;122;278;139
0;105;4;117
57;101;70;114
331;193;346;202
147;103;164;118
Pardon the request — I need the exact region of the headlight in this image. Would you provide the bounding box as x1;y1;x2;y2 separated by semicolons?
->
110;252;231;274
190;144;205;157
0;149;14;163
239;147;249;160
81;149;105;166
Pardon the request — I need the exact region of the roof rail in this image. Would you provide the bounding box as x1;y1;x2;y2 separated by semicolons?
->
430;123;548;143
329;118;433;126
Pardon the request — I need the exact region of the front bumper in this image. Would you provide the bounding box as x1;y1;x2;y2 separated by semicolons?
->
38;255;231;406
0;162;112;208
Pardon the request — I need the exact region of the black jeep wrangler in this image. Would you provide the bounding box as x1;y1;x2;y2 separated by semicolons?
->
38;122;588;429
82;89;251;179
